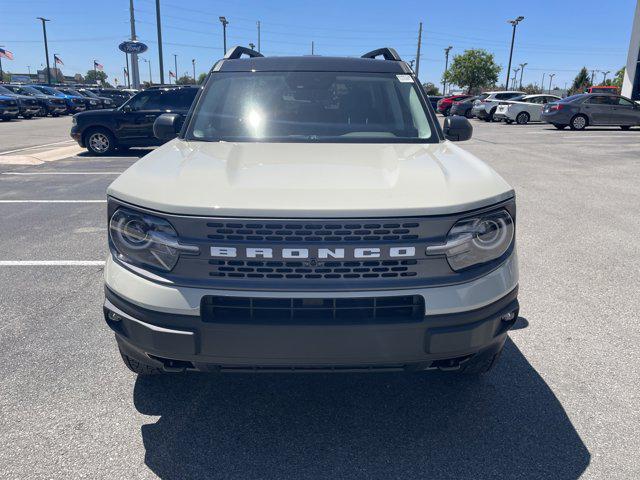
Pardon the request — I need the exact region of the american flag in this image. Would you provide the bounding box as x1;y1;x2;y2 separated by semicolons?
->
54;54;64;66
0;47;14;60
169;70;176;78
93;60;104;71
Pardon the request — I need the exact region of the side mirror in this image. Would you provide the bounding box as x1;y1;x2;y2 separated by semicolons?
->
153;113;183;141
443;115;473;141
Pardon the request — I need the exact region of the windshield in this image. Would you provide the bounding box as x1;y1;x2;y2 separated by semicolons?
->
63;88;82;96
0;85;13;95
187;72;436;143
7;85;40;96
33;85;63;96
80;90;99;98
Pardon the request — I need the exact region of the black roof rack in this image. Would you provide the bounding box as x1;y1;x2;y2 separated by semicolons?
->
361;48;402;61
224;46;264;60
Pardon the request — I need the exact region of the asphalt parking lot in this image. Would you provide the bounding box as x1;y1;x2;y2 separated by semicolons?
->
1;118;639;479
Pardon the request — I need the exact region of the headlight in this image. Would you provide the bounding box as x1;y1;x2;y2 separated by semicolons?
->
71;116;77;125
426;209;514;271
90;100;98;105
109;208;199;272
104;100;112;105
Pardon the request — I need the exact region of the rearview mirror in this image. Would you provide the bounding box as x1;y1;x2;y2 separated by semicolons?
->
443;115;473;141
153;113;183;141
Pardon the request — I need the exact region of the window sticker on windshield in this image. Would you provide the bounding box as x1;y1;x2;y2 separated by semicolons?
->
396;74;413;83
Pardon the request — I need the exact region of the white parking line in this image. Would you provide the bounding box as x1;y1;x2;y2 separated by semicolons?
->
0;140;76;156
1;172;122;175
0;260;105;266
0;200;106;203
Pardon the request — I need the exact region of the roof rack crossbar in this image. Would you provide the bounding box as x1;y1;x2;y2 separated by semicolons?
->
224;46;264;60
361;48;402;62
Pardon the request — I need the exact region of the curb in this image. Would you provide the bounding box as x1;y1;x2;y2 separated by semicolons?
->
0;145;85;165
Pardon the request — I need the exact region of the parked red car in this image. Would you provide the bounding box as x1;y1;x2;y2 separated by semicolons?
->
436;94;472;116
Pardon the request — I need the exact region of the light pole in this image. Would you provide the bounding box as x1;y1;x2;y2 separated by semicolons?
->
256;21;260;52
128;0;140;89
541;72;545;92
155;0;165;85
512;68;520;88
141;57;152;84
505;16;524;90
548;73;555;93
601;70;610;84
219;16;229;54
518;62;527;89
249;43;255;51
443;46;452;95
173;54;178;82
37;17;51;85
192;59;196;83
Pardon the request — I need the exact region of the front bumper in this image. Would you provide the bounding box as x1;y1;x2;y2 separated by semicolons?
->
104;254;519;371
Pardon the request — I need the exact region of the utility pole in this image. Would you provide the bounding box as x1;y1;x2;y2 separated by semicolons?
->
311;41;314;55
129;0;140;89
505;16;524;90
257;21;261;53
443;46;452;95
219;17;229;54
590;69;598;85
37;17;51;85
173;54;178;82
541;72;545;92
415;22;423;78
409;59;415;70
548;73;555;93
518;62;527;89
142;57;152;84
155;0;165;85
192;58;196;83
601;70;610;84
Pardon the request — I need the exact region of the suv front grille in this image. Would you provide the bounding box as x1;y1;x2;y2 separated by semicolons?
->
206;221;421;242
201;295;425;324
208;259;419;280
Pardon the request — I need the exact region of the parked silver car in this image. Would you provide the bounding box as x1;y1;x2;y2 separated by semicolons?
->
540;93;640;130
494;94;561;125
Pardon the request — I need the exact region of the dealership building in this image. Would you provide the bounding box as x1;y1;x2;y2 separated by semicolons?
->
623;0;640;99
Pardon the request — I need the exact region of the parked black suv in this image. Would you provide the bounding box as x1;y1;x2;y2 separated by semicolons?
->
70;85;200;155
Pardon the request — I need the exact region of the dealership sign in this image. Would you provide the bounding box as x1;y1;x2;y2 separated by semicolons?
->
118;41;148;54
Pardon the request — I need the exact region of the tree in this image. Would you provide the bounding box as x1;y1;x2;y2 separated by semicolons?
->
613;67;625;88
422;82;440;95
197;72;207;84
521;83;542;94
84;69;111;86
569;67;591;95
175;75;194;85
442;49;501;94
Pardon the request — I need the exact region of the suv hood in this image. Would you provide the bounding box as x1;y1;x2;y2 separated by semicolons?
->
108;140;514;218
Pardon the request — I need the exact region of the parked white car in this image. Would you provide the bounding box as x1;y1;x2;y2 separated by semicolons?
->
471;91;525;122
494;94;562;125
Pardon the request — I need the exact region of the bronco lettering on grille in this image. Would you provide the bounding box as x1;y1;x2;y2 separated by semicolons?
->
210;246;416;259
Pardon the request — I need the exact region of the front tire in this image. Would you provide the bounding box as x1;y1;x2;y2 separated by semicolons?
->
553;123;567;130
465;109;474;119
569;114;588;130
505;119;513;124
516;111;530;125
85;128;116;156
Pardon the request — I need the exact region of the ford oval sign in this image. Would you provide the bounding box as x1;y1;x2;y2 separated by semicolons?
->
119;41;148;54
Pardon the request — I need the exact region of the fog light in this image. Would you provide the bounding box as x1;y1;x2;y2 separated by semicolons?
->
501;311;516;322
107;311;122;322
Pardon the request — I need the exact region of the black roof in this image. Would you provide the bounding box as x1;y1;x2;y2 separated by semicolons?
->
215;55;412;74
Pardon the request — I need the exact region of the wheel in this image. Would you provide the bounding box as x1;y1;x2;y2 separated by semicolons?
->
85;128;116;155
505;119;513;124
516;111;530;125
553;123;567;130
119;349;163;375
620;125;631;130
443;108;451;117
464;109;474;119
23;115;33;120
459;345;504;375
569;114;588;130
51;112;59;117
1;117;12;122
487;108;497;122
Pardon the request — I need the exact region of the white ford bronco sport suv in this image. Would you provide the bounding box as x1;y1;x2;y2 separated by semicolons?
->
104;47;519;375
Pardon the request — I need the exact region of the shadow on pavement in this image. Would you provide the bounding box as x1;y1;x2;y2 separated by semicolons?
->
134;338;590;479
76;148;154;159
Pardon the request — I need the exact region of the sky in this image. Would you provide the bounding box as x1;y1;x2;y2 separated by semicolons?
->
0;0;636;91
